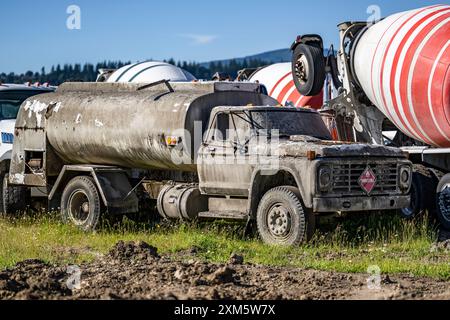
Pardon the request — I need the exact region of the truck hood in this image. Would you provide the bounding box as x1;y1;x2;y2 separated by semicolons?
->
278;135;405;158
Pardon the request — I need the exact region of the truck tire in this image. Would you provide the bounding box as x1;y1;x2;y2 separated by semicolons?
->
292;44;326;97
61;176;102;231
400;172;426;219
436;174;450;231
1;174;30;215
256;186;315;246
400;166;436;219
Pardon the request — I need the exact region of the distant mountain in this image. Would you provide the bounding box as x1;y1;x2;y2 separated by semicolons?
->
200;47;331;68
200;49;292;67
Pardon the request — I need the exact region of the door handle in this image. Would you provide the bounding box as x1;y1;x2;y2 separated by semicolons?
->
208;147;216;152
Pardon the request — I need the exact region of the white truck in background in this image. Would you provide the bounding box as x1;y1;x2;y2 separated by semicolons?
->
0;83;55;212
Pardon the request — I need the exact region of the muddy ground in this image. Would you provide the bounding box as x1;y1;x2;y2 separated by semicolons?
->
0;241;448;300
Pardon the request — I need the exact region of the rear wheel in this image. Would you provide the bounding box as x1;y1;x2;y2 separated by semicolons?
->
436;174;450;231
1;173;30;215
61;176;102;231
292;44;326;97
257;186;315;246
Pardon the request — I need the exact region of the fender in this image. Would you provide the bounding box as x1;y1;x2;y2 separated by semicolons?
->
247;166;310;218
49;165;139;215
290;34;324;51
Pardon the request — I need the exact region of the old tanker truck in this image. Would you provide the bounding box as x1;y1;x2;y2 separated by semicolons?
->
290;5;450;230
4;81;412;245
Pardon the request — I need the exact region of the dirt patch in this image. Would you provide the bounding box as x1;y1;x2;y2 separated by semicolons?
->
0;241;448;300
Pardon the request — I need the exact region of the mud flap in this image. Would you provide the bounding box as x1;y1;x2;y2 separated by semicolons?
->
94;170;139;215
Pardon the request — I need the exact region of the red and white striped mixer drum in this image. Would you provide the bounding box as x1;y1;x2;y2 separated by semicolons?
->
353;5;450;147
249;63;323;109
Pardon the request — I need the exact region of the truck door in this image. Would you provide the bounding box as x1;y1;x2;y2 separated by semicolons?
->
198;111;253;197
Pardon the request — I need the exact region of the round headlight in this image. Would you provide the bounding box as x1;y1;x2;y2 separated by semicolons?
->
319;166;332;191
399;166;411;191
401;169;410;183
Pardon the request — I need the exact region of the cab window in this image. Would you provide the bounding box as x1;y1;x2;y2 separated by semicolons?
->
209;112;230;142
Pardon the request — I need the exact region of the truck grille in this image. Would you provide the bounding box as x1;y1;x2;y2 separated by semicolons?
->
330;162;398;195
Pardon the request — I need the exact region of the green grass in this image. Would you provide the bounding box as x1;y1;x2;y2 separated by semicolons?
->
0;212;448;279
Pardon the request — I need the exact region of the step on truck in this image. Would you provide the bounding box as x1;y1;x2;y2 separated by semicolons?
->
5;81;412;245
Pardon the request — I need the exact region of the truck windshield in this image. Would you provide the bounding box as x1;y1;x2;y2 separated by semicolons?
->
237;110;332;140
0;90;48;120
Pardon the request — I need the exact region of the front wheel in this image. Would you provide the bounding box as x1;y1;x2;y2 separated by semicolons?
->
436;174;450;231
61;176;102;231
256;186;315;246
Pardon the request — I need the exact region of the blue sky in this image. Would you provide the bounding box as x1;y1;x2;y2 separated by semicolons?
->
0;0;442;73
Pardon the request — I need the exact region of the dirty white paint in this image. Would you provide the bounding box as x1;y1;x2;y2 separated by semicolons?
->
75;114;82;124
11;173;25;184
53;102;62;113
23;100;48;127
95;119;104;127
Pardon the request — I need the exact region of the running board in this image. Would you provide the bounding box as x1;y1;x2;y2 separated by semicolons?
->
198;211;248;221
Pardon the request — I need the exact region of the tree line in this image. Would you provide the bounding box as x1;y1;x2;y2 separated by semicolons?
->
0;58;270;85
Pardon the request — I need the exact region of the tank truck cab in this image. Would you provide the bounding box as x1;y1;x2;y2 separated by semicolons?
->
197;105;412;245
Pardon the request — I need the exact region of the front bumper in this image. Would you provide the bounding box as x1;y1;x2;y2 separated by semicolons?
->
313;195;410;213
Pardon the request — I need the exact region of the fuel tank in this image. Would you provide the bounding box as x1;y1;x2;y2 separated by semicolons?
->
14;82;277;173
353;4;450;147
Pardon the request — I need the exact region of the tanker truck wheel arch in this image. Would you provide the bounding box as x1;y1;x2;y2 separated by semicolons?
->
60;176;102;231
256;186;315;246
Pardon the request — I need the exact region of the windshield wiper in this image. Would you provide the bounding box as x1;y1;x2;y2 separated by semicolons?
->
233;112;265;131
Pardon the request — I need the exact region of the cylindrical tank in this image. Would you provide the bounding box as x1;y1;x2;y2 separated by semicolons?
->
157;184;208;220
106;61;196;83
249;63;323;109
19;82;277;172
353;5;450;147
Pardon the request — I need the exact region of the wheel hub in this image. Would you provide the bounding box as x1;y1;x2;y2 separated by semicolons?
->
268;205;291;237
81;202;90;214
295;55;309;84
68;190;90;225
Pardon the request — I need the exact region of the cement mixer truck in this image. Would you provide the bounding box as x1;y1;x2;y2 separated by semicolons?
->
290;4;450;230
4;80;412;245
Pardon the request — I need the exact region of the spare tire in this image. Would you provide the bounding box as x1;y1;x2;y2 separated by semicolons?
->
292;44;326;97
